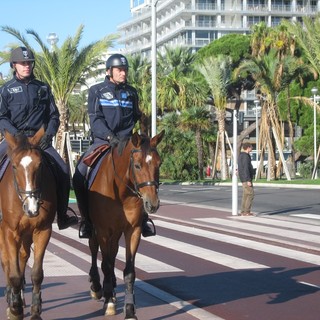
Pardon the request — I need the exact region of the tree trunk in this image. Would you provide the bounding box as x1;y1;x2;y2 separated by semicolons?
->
217;109;227;180
195;129;204;180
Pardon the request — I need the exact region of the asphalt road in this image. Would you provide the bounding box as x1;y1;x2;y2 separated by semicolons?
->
159;183;320;217
1;184;320;320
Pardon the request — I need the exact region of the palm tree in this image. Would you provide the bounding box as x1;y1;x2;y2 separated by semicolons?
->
1;24;117;153
68;90;89;137
197;55;233;180
235;49;310;180
282;14;320;76
180;106;211;180
157;46;199;114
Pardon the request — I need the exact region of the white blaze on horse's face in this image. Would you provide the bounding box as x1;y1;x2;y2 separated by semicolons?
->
20;155;39;216
146;154;152;164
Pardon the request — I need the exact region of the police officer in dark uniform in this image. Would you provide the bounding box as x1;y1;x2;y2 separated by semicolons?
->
0;46;78;229
73;53;155;239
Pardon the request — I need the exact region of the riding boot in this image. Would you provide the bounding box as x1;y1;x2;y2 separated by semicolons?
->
56;175;78;230
142;212;156;237
73;169;92;238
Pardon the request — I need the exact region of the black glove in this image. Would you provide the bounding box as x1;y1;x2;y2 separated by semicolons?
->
109;135;120;148
39;134;53;150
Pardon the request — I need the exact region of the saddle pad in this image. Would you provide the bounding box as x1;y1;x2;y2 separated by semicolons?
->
83;144;110;167
0;157;9;181
87;148;111;189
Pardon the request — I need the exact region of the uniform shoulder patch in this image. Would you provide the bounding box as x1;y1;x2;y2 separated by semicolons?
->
8;86;23;94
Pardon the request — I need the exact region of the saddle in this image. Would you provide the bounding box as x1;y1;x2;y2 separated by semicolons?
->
83;144;111;167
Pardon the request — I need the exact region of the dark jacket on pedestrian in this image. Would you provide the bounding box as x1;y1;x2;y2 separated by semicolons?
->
238;152;254;182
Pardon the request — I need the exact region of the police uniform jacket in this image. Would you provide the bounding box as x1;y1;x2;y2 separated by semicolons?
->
88;76;141;141
0;73;60;137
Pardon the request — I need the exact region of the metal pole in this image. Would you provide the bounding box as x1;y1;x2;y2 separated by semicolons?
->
254;99;260;173
314;95;318;179
151;0;158;137
232;109;238;216
312;88;318;179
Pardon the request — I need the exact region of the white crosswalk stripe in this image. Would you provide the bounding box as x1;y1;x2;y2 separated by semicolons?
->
154;219;320;265
51;224;183;273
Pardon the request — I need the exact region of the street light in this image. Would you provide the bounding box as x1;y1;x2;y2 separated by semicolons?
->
151;0;160;137
232;109;238;216
253;99;261;176
311;87;318;179
47;33;59;51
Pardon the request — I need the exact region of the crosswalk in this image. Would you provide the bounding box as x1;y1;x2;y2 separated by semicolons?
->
35;212;320;278
33;211;320;272
24;210;320;320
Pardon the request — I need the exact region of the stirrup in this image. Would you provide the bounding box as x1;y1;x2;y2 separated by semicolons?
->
142;218;156;237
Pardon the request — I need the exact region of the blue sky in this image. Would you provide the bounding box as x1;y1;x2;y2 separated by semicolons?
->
0;0;131;75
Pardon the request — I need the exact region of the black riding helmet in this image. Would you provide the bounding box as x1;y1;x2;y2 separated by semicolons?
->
10;46;35;68
106;54;129;77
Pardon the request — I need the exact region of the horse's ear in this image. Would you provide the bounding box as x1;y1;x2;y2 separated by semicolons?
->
151;130;165;148
30;127;45;146
131;132;141;147
4;130;18;150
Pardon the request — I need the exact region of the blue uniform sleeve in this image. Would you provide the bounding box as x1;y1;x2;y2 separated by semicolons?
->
88;86;113;140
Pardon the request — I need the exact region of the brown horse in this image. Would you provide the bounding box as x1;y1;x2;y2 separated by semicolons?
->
77;130;164;319
0;128;57;320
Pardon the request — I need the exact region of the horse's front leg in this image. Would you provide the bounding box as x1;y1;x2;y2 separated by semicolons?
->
19;237;33;309
29;228;51;320
88;234;102;300
123;225;141;320
4;228;25;320
0;226;15;316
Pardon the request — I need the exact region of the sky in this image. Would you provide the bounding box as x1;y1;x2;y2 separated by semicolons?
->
0;0;132;75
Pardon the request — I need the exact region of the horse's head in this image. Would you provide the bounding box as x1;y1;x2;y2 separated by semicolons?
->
129;130;165;214
5;127;45;217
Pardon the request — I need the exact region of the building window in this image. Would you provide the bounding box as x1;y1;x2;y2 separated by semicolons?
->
133;0;145;8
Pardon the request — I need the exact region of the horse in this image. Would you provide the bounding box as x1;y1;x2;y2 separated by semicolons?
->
0;128;57;320
76;130;164;319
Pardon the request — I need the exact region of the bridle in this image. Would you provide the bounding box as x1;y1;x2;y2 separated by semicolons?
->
11;152;42;206
111;147;159;198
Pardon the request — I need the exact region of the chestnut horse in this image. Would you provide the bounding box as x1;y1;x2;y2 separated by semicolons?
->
76;130;164;319
0;128;56;320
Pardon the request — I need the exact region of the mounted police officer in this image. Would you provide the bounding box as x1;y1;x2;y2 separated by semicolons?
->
73;53;156;239
0;46;78;229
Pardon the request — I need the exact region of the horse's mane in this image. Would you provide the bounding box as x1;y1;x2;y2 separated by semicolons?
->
116;133;151;156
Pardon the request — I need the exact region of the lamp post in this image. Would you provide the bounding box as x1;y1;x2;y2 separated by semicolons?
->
232;109;238;216
46;33;59;51
311;87;318;179
253;99;261;174
151;0;159;137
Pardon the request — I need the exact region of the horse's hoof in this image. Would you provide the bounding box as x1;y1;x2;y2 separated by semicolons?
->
90;288;103;300
104;297;116;316
6;307;23;320
30;315;42;320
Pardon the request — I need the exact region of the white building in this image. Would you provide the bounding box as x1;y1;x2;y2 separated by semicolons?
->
118;0;318;58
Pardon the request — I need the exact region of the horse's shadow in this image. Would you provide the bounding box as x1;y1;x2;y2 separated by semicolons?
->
2;266;319;319
145;266;320;318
